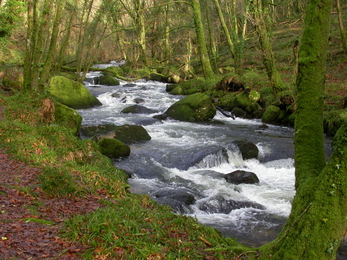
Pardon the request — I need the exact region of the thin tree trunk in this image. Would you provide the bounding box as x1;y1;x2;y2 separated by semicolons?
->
164;1;171;60
57;0;77;69
40;0;65;86
213;0;235;59
250;0;286;94
191;0;214;79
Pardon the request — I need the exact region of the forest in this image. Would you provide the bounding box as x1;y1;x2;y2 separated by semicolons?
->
0;0;347;259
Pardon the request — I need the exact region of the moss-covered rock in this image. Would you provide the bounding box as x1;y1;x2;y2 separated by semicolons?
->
103;66;124;77
54;102;82;135
262;105;281;123
97;138;130;159
233;89;260;109
99;74;120;86
169;86;184;95
47;76;102;108
165;93;216;122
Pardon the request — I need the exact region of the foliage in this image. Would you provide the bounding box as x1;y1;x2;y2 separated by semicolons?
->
0;0;25;38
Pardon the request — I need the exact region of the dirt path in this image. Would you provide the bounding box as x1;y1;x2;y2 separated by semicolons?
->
0;149;102;259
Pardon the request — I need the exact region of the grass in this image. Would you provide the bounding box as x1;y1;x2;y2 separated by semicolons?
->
0;92;247;259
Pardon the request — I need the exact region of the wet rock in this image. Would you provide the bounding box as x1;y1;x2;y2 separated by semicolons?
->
121;105;157;114
134;98;145;104
197;195;264;214
224;170;259;184
152;188;197;213
111;93;121;98
234;140;259;160
123;83;137;88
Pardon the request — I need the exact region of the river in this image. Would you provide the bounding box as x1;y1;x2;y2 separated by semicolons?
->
77;66;347;258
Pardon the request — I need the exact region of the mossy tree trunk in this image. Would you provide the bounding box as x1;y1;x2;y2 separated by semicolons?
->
23;0;56;91
246;0;347;259
190;0;214;79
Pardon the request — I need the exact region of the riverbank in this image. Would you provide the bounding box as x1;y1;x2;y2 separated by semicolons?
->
0;93;248;259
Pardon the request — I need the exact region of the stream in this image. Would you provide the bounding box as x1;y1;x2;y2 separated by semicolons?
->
77;65;347;258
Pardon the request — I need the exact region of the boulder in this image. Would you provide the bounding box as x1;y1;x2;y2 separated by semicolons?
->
234;140;259;160
224;170;260;185
152;188;197;213
79;124;151;144
165;93;216;122
47;76;102;108
233;89;260;109
262;105;281;123
54;102;82;135
113;124;151;144
97;138;130;159
121;105;157;114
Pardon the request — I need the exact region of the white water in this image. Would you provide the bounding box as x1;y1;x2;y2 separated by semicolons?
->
79;73;298;246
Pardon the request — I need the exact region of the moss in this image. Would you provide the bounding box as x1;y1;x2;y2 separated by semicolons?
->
54;102;82;135
47;76;102;108
104;66;124;77
113;124;151;144
323;110;347;136
262;105;281;123
97;138;130;159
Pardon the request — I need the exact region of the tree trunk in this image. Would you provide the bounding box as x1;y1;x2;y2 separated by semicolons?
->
191;0;214;79
247;1;347;259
